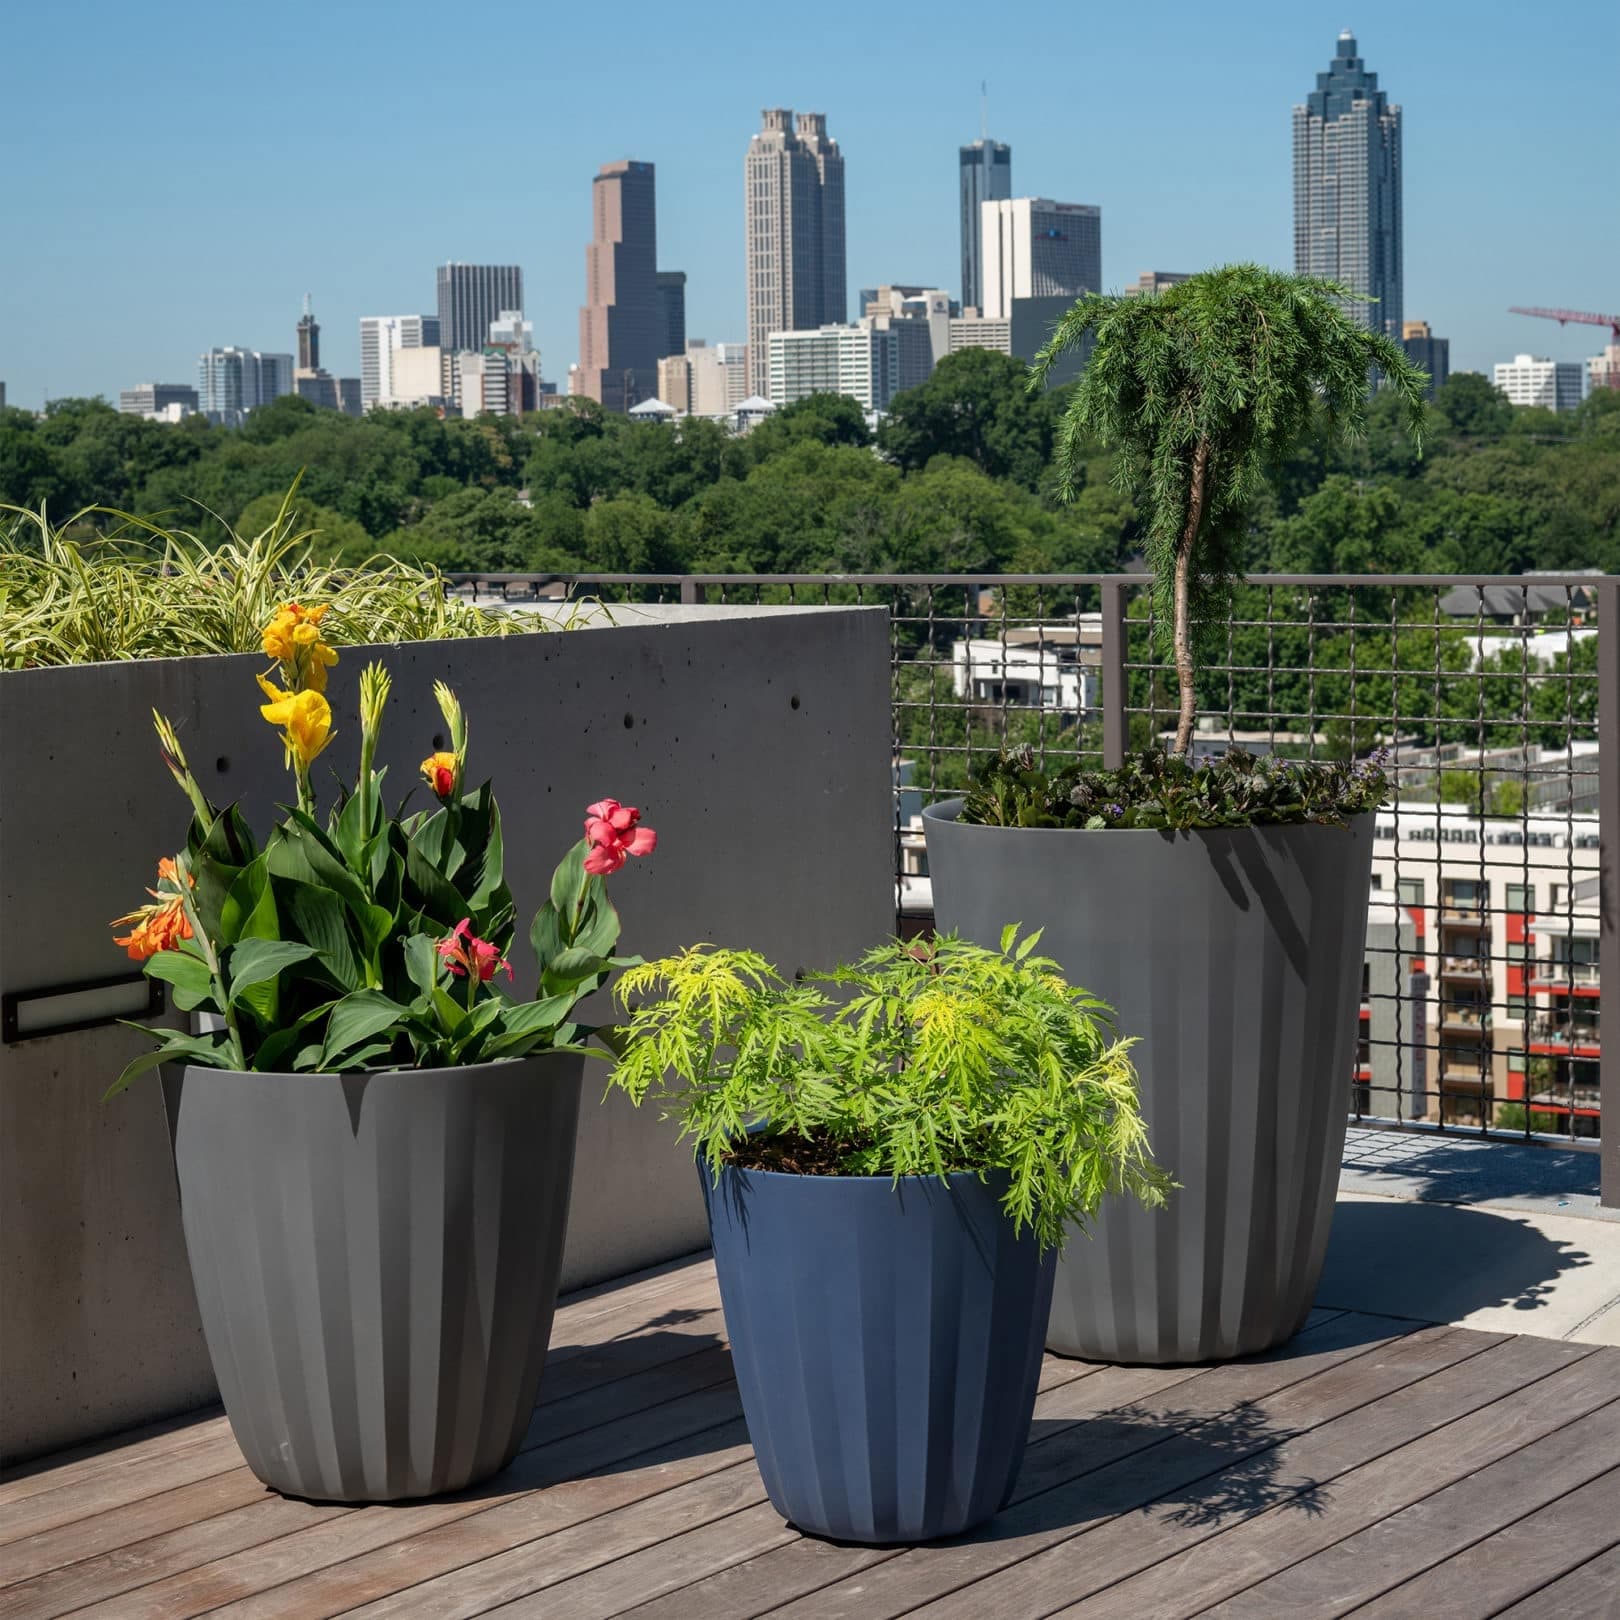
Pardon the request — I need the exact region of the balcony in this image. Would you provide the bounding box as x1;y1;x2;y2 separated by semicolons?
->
5;568;1619;1612
1529;959;1602;992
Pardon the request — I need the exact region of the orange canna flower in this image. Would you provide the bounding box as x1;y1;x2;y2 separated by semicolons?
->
112;859;195;961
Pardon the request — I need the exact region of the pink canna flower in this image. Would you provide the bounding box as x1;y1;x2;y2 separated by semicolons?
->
583;798;658;876
435;918;513;982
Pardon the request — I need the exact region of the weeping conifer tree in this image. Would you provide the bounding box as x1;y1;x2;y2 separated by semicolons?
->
1032;265;1428;757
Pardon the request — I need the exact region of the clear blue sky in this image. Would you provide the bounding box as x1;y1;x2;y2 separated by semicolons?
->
3;0;1615;411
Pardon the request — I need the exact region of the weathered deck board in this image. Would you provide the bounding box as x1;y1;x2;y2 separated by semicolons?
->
2;1256;1615;1620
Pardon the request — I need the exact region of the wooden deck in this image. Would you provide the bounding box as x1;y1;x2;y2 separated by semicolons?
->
3;1254;1618;1619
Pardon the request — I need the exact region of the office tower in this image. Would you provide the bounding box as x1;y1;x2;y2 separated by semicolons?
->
745;109;846;394
296;295;320;371
687;340;750;415
1126;271;1192;297
1494;354;1584;412
767;324;898;414
657;354;691;414
295;373;340;410
980;198;1101;319
0;383;6;409
656;271;687;359
436;264;523;357
360;315;440;410
959;138;1011;313
337;378;362;417
863;287;955;391
384;347;447;410
196;348;293;425
577;160;661;412
1401;320;1450;397
118;383;200;418
1293;31;1403;340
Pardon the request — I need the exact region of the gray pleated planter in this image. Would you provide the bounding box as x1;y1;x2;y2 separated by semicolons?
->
164;1052;584;1501
703;1161;1055;1544
924;802;1372;1364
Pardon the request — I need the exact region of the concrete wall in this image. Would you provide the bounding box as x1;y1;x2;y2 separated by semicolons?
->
0;605;893;1461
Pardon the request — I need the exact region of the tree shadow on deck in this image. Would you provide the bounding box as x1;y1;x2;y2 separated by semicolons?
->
1318;1197;1596;1325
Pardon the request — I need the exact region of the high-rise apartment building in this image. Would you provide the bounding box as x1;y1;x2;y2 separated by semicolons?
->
359;315;440;410
577;161;661;412
980;199;1101;320
1401;320;1450;397
1589;343;1620;394
687;340;750;416
958;139;1011;314
296;296;320;372
745;109;846;394
118;383;200;418
436;264;523;357
767;324;898;414
657;354;691;415
1293;31;1403;341
196;348;293;426
360;315;442;410
656;271;687;360
1495;354;1584;412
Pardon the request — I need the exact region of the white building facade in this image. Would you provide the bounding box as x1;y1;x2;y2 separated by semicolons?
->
979;197;1101;320
766;324;899;413
359;314;441;410
1495;354;1585;412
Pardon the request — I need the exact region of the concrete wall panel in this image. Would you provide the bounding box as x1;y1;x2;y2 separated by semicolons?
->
1;605;892;1460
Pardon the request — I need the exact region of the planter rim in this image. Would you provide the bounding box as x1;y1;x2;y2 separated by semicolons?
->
178;1050;585;1084
709;1153;1010;1191
922;798;1373;837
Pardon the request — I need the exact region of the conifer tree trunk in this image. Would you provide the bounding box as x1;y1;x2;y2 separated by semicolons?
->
1172;438;1212;758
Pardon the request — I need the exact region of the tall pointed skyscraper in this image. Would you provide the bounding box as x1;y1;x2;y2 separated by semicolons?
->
1293;30;1402;340
959;139;1011;314
744;109;846;395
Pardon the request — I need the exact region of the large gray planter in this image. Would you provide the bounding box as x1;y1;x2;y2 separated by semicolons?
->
923;804;1373;1363
164;1053;583;1501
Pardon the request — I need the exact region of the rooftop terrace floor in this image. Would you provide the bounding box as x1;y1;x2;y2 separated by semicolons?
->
5;1198;1620;1620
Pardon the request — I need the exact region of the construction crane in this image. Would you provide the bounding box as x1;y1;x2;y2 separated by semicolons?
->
1509;306;1620;340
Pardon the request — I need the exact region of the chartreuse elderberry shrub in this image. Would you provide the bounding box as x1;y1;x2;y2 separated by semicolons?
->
960;745;1388;831
605;929;1173;1253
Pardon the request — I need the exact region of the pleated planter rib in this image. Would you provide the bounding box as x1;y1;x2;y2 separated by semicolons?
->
164;1052;584;1502
923;804;1373;1364
703;1161;1055;1544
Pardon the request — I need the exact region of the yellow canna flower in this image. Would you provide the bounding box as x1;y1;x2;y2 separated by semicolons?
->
261;609;298;662
258;676;334;769
260;602;338;693
421;751;459;799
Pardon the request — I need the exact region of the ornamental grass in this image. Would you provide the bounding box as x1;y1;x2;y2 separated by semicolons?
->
0;487;582;670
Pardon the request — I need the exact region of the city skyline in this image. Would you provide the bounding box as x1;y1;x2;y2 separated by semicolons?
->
3;0;1614;411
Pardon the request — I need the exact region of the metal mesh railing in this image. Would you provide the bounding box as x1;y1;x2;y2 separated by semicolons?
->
448;571;1615;1188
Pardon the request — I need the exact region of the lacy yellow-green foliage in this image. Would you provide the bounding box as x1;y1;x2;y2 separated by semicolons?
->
0;488;567;670
607;928;1172;1252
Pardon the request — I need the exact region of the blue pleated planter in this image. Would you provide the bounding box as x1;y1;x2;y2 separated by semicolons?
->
702;1159;1056;1544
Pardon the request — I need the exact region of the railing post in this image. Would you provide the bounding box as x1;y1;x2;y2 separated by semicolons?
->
1102;580;1128;769
1598;580;1619;1206
679;578;707;606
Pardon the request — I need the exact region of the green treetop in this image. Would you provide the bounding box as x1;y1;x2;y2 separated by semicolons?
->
1032;264;1428;755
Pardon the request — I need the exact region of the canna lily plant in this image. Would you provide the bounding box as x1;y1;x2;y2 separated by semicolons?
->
108;605;657;1095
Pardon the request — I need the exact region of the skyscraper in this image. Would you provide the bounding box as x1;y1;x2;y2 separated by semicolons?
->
296;295;320;372
980;198;1102;319
196;348;293;426
959;139;1011;314
656;271;687;360
1293;31;1403;341
360;315;439;410
578;161;661;412
745;109;846;395
436;264;524;356
1401;320;1450;397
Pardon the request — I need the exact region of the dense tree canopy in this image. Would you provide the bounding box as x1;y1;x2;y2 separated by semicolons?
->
3;353;1616;591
